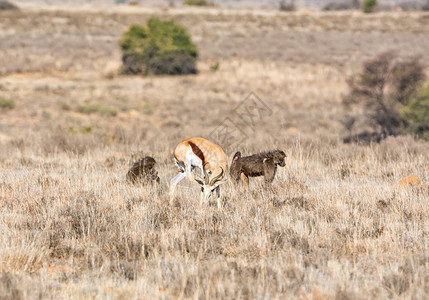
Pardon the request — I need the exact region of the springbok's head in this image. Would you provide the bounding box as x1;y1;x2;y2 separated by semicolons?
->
195;162;225;200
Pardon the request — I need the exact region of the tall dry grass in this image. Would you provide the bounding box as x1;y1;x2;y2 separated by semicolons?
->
1;130;428;299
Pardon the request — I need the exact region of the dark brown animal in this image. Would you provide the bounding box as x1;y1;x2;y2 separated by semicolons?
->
126;156;160;185
230;150;286;186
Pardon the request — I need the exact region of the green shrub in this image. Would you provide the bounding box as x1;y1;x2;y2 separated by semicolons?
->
390;56;426;105
119;18;198;76
184;0;208;6
0;97;15;109
362;0;377;13
402;83;429;140
344;52;426;142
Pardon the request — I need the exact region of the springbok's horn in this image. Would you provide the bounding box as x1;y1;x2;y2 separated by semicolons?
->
210;167;224;186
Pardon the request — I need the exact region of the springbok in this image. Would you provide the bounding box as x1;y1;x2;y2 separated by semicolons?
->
170;137;227;208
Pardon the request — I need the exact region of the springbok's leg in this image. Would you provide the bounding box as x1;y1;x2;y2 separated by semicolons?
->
184;163;202;185
200;186;204;205
215;185;221;209
169;172;186;204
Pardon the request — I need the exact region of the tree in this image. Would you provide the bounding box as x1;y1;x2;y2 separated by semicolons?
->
344;52;426;142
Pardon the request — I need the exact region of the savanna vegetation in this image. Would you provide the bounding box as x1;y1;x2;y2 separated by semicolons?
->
0;2;428;299
343;52;428;143
120;18;198;75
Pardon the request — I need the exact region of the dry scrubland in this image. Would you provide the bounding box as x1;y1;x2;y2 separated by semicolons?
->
1;4;429;299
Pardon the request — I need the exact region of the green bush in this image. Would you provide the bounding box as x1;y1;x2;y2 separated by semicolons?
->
119;18;198;75
184;0;208;6
402;83;429;140
0;97;15;109
362;0;377;13
344;52;427;142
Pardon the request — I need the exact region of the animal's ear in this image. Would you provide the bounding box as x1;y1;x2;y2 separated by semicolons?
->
232;151;241;162
263;157;273;165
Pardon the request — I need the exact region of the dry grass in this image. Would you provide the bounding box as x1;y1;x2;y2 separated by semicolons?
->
0;3;428;299
0;135;428;298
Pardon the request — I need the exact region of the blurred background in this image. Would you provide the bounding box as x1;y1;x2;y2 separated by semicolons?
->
1;0;428;154
7;0;429;8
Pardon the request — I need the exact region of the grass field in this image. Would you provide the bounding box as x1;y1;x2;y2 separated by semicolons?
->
0;3;428;299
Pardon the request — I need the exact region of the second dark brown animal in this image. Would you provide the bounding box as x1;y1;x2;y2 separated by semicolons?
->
126;156;160;185
230;150;286;186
